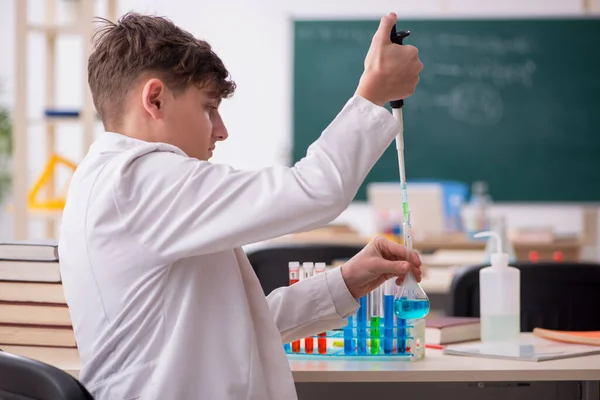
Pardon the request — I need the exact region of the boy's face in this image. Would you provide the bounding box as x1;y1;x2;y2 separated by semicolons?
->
162;82;228;161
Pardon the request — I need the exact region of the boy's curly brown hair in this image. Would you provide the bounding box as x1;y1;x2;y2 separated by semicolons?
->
88;12;236;130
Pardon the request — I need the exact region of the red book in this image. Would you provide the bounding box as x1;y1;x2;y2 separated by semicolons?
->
425;316;480;345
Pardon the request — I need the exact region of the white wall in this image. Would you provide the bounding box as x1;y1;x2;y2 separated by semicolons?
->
0;0;598;242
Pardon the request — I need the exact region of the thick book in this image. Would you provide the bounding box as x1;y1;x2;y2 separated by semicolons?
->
443;337;600;361
0;324;76;347
0;260;61;282
0;282;66;304
426;316;480;345
0;302;71;326
533;328;600;346
0;240;59;262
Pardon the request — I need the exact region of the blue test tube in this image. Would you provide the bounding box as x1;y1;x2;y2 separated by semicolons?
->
397;305;407;354
343;314;355;355
357;296;367;355
383;279;395;354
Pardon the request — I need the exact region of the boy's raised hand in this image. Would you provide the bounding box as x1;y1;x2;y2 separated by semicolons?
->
340;236;422;300
355;12;423;107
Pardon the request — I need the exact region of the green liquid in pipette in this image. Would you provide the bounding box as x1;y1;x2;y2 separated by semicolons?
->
370;316;380;355
401;185;410;221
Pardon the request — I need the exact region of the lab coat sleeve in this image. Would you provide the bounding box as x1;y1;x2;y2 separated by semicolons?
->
114;95;399;261
267;266;359;343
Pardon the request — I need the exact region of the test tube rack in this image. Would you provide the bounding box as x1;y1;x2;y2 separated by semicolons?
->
284;270;426;361
284;319;425;360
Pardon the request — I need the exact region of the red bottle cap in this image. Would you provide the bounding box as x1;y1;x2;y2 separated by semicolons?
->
553;251;563;263
528;250;540;263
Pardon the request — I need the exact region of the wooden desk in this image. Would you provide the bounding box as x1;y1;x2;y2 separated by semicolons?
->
290;346;600;383
290;333;599;400
3;334;598;400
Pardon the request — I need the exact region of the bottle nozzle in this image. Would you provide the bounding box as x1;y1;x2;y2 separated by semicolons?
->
475;230;509;268
474;230;502;254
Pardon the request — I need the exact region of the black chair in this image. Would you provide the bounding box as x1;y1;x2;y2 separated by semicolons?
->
246;243;364;295
0;349;93;400
450;261;600;331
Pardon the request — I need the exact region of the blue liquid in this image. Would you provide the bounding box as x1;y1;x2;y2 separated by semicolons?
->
357;296;367;355
284;343;290;352
397;318;406;354
344;316;355;355
383;295;394;354
394;298;430;320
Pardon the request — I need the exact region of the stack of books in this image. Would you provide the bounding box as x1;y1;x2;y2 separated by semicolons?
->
0;240;75;348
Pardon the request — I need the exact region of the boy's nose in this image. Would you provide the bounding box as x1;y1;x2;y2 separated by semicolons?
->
213;112;228;141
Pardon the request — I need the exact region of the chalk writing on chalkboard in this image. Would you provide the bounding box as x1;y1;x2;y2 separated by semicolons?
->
431;34;532;54
446;82;504;125
430;60;536;88
410;83;504;125
295;25;533;56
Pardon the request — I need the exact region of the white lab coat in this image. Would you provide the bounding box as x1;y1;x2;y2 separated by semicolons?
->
58;95;399;399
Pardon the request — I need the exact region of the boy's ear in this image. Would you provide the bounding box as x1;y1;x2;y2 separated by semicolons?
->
141;78;166;120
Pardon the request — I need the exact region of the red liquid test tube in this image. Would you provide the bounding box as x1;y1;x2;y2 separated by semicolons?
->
317;332;327;354
315;262;327;354
289;262;301;353
302;262;315;353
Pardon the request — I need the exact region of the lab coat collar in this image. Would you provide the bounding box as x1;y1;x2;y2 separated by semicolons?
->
90;131;189;158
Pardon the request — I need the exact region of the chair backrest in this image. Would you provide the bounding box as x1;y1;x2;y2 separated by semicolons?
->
0;349;93;400
450;261;600;331
246;243;364;295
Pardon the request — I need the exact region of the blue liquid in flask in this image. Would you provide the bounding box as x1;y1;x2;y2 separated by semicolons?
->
394;297;430;320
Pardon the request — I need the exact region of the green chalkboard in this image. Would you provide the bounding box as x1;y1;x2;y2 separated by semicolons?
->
293;19;600;202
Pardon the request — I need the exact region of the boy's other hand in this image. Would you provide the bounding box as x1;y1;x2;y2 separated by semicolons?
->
355;12;423;107
340;236;422;300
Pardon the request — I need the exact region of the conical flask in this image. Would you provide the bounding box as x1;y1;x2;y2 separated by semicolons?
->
393;270;430;320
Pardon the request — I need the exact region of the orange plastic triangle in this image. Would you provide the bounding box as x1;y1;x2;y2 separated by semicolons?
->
28;153;77;210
